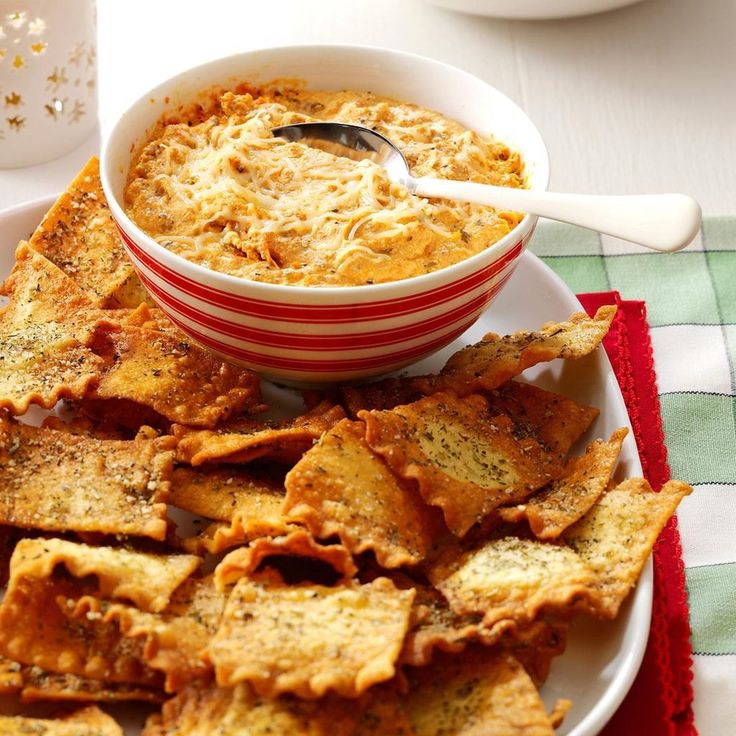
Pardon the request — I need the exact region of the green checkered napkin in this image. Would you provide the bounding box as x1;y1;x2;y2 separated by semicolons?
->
531;218;736;734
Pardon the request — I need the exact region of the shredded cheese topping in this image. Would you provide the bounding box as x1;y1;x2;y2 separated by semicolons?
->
125;87;524;287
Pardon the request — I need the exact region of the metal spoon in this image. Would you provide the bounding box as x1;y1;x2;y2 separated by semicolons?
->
272;122;701;252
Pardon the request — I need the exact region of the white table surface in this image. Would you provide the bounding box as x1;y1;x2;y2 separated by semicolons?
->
0;0;733;214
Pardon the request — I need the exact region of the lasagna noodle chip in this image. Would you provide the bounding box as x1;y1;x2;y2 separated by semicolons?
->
499;427;628;539
400;584;506;667
2;242;99;340
483;380;599;459
88;324;262;428
5;538;201;613
284;419;440;568
496;619;569;687
414;306;616;396
174;400;346;466
0;244;107;414
0;541;199;685
340;376;423;417
563;477;692;618
0;416;175;540
402;649;556;736
0;654;22;692
170;465;287;526
40;414;131;440
0;706;124;736
142;682;359;736
181;519;300;556
0;579;160;686
27;157;135;306
207;577;414;698
107;269;155;309
360;392;561;536
427;536;596;628
214;529;357;589
20;666;163;704
353;685;416;736
108;575;226;692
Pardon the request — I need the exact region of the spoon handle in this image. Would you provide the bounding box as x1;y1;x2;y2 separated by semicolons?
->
411;177;701;252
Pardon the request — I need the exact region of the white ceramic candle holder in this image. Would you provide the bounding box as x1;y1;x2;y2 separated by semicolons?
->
0;0;97;168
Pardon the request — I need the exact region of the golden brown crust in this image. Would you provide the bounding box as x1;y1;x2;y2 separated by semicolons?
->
142;681;360;736
285;419;442;568
213;529;357;589
360;392;561;536
173;400;345;465
414;306;617;396
28;157;136;307
207;577;414;698
87;323;262;428
499;427;628;539
0;415;175;539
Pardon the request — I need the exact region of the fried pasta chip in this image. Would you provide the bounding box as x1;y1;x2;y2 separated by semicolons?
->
496;619;569;687
20;666;163;704
499;428;628;539
214;529;357;589
27;157;136;307
0;706;124;736
107;269;155;309
0;654;22;692
208;577;415;698
340;376;423;417
0;572;158;687
1;242;99;341
284;419;441;568
414;306;616;396
0;244;106;414
173;400;346;466
564;478;692;618
142;682;359;736
0;415;175;539
402;649;556;736
0;540;199;685
427;537;596;629
360;392;560;536
483;380;599;459
41;414;131;440
108;575;226;692
87;324;262;428
400;584;504;667
171;465;291;551
353;685;416;736
5;538;200;613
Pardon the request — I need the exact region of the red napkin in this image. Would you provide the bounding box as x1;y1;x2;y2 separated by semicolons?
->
577;292;696;736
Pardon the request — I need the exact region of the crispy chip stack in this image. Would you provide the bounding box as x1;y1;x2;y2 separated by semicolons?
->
0;159;692;735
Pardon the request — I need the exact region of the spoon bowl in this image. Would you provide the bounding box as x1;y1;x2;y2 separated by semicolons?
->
273;121;702;252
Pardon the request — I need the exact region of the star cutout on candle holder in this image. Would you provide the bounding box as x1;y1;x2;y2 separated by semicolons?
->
68;99;85;123
67;41;85;66
27;17;46;36
46;66;68;91
6;115;25;130
44;96;66;119
4;92;22;106
6;12;26;30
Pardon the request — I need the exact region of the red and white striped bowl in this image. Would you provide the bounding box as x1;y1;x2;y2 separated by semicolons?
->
101;45;549;385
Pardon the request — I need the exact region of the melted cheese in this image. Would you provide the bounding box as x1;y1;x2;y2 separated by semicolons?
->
125;88;524;287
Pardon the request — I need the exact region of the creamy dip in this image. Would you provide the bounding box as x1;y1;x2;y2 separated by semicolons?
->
125;85;524;287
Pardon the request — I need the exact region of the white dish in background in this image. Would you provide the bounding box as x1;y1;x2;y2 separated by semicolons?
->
0;197;652;736
425;0;645;20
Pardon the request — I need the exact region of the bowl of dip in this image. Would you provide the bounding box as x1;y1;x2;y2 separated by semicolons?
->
101;45;549;385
